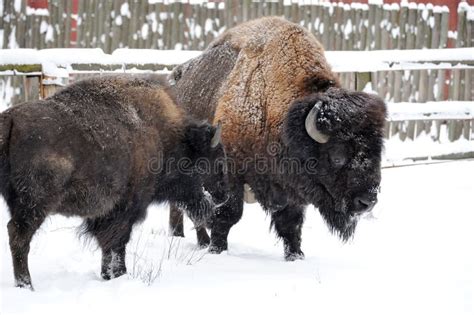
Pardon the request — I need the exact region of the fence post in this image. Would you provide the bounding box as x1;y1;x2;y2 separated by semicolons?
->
40;75;68;99
355;72;371;92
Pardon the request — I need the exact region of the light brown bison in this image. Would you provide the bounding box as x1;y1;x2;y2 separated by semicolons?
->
169;17;386;260
0;75;227;289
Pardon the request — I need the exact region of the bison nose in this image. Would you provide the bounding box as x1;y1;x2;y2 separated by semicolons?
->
353;194;377;213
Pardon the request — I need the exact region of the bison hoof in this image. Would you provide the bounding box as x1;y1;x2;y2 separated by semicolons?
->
15;278;34;291
199;242;210;249
198;238;210;249
208;243;227;254
285;250;305;261
101;268;127;281
197;230;211;248
171;230;185;238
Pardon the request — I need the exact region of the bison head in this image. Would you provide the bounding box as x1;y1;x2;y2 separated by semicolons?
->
184;121;229;207
284;87;386;241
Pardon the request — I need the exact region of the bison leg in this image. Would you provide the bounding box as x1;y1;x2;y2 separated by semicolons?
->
209;187;244;254
83;205;145;281
169;203;185;237
271;205;305;261
169;203;210;247
7;206;46;290
196;227;210;248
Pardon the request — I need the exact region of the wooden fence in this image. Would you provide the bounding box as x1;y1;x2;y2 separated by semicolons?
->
2;1;473;52
1;47;473;146
1;1;473;106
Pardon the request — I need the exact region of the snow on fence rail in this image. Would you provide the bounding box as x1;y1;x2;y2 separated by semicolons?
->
1;1;473;104
1;47;473;103
2;47;473;75
386;101;474;142
0;47;473;147
2;0;473;52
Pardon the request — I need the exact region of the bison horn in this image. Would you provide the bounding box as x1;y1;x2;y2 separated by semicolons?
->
210;121;222;148
243;183;257;204
305;101;329;144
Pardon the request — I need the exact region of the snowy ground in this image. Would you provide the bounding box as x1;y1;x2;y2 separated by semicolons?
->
1;160;473;315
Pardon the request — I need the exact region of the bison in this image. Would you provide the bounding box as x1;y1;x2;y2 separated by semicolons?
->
0;75;227;289
168;17;387;260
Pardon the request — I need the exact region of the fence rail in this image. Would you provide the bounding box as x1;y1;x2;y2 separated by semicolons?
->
386;101;474;142
2;1;473;52
1;1;473;105
1;47;473;145
2;46;473;105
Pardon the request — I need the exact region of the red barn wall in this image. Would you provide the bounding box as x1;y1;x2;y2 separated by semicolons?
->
332;0;474;31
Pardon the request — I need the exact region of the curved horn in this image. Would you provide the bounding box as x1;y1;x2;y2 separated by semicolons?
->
305;101;329;144
243;183;257;204
210;121;222;148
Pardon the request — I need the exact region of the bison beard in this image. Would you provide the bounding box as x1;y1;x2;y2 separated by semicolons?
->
0;75;228;289
168;17;386;259
284;88;386;241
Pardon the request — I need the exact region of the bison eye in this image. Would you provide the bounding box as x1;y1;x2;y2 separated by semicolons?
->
329;144;349;168
171;68;182;83
311;79;335;92
330;154;347;168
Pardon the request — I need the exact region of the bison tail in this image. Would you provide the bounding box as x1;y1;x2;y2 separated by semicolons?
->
0;111;12;196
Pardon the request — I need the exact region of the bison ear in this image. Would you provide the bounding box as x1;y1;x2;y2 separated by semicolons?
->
184;121;215;156
168;64;183;86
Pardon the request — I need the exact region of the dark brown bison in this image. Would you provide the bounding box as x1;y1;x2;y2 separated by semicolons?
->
0;75;227;289
168;17;386;260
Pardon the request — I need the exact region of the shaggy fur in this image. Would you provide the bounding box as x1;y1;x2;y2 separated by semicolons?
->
0;74;227;289
168;17;386;259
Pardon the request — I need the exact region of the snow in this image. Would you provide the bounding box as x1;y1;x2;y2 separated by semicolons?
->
7;27;18;49
45;25;54;43
389;3;399;10
387;101;474;121
1;160;473;315
141;24;149;40
384;101;474;163
458;2;474;21
2;48;473;76
111;49;201;65
148;12;158;32
429;16;435;28
0;48;107;67
343;20;352;37
13;0;21;13
384;137;474;164
120;2;131;18
194;24;202;38
206;2;215;9
159;12;167;20
421;6;429;20
391;27;400;38
40;20;48;34
0;78;14;110
433;5;449;14
350;2;368;10
204;18;213;34
325;48;474;72
368;0;383;5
